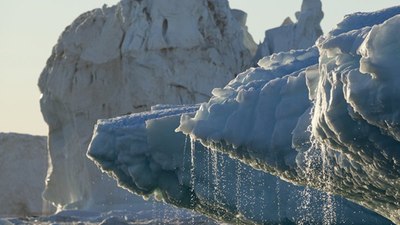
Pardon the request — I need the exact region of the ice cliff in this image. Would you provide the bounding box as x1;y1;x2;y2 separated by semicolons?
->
178;7;400;224
0;133;49;216
38;0;256;210
89;6;400;225
88;105;394;224
253;0;323;62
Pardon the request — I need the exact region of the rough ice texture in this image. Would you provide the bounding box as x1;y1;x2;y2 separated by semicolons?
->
88;105;393;224
38;0;256;210
0;133;49;216
253;0;323;62
178;6;400;225
0;208;218;225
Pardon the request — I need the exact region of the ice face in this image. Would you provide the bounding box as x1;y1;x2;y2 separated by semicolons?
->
176;6;400;224
88;105;393;224
0;133;50;217
38;0;256;210
309;12;400;223
178;48;318;176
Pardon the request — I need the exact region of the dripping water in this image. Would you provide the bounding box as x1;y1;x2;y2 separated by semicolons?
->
259;177;266;223
211;150;220;202
297;122;336;225
321;144;336;225
207;147;212;201
297;147;317;225
236;162;243;214
246;166;256;220
179;135;191;224
276;178;282;224
218;151;227;207
162;201;169;224
190;138;196;224
151;196;160;225
297;124;322;225
190;138;196;186
182;135;189;175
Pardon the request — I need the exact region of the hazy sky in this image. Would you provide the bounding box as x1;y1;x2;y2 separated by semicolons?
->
0;0;398;136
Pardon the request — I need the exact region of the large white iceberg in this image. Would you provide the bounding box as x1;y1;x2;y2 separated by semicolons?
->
89;6;400;225
38;0;256;210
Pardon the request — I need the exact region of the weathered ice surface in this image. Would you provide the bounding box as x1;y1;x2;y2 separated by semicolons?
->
88;105;394;225
253;0;323;62
38;0;256;210
178;6;400;224
0;133;49;216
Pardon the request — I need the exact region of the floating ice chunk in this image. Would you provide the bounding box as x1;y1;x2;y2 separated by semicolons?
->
89;105;393;224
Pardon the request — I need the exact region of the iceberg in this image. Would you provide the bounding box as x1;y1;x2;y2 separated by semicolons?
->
0;133;50;216
178;7;400;224
38;0;324;213
88;105;393;224
38;0;256;210
253;0;323;62
89;6;400;225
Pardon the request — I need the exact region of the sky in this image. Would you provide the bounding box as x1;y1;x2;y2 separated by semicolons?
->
0;0;398;136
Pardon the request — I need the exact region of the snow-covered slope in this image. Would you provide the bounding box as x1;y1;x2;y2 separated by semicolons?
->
0;133;49;216
38;0;256;210
88;105;394;224
253;0;323;62
177;6;400;224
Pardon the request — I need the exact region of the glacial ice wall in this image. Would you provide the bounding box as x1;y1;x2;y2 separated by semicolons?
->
38;0;256;210
178;6;400;224
0;133;49;216
88;106;393;224
253;0;323;62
